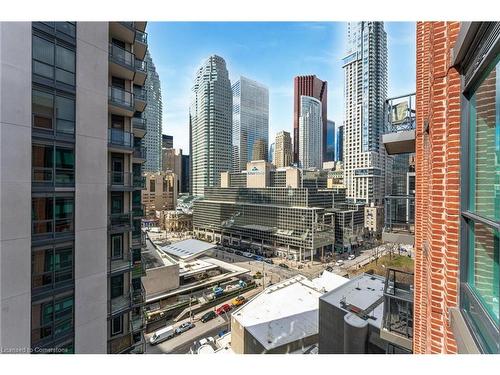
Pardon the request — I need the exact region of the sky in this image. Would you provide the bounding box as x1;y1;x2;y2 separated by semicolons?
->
147;22;416;153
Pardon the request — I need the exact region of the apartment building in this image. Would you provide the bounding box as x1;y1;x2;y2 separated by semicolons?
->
0;21;148;354
298;95;323;169
414;21;499;354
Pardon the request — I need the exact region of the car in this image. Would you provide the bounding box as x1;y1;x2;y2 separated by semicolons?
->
218;329;228;337
235;250;243;256
200;311;217;323
326;266;334;272
264;258;274;265
231;295;246;307
216;303;232;315
335;260;344;266
175;321;195;335
348;254;356;261
243;252;253;258
198;337;215;347
226;248;234;253
279;263;289;269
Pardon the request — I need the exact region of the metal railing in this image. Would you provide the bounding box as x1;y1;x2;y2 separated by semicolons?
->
382;269;414;340
108;212;132;231
108;128;133;148
132;117;147;131
108;86;134;109
109;248;133;274
135;30;148;44
132;282;145;305
110;293;132;316
385;93;416;134
32;218;73;238
109;43;134;69
135;58;147;73
384;195;415;233
133;86;147;102
108;171;133;188
32;167;75;186
133;146;146;160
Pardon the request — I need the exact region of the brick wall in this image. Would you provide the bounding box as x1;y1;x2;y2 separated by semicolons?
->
414;21;461;354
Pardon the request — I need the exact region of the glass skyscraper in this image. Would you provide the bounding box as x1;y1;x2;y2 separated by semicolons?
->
189;55;233;197
325;119;335;162
298;95;323;169
143;50;162;172
232;76;269;172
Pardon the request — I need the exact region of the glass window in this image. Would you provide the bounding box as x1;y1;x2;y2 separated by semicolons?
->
32;247;54;289
111;235;123;259
149;179;155;192
110;275;123;299
32;90;54;130
54;247;73;284
55;147;75;184
56;45;75;85
468;56;500;222
32;197;54;235
32;144;53;183
32;35;54;79
54;197;74;233
55;96;75;135
111;316;123;336
55;22;76;38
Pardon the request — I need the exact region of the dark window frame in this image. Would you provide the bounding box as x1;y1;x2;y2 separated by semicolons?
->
458;22;500;354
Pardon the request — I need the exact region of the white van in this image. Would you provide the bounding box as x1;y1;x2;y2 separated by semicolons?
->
149;325;175;345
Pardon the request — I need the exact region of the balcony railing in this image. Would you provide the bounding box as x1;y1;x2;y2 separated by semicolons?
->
131;311;145;332
384;195;415;234
133;86;147;102
133;146;146;160
133;174;146;189
132;262;145;279
109;43;134;69
132;231;145;248
108;86;134;109
32;167;75;186
135;30;148;44
385;93;416;134
132;282;145;305
132;117;147;131
110;293;131;315
109;248;133;274
32;218;74;239
132;204;145;218
108;128;133;149
108;212;132;231
108;171;133;189
135;58;147;73
382;269;414;349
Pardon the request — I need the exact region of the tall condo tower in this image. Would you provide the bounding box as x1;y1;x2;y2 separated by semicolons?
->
189;55;232;197
293;75;327;163
232;76;269;171
298;96;323;169
342;21;388;204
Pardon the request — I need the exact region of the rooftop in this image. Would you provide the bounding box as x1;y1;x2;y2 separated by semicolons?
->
159;238;216;261
232;274;348;351
320;273;386;329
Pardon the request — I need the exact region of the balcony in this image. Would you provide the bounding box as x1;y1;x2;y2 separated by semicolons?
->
131;311;145;332
108;86;135;117
108;212;132;233
108;171;134;191
134;58;147;86
133;86;147;112
383;93;416;155
132;116;147;138
132;261;145;279
132;146;147;164
108;128;134;153
381;269;414;352
109;248;133;275
132;204;145;219
110;293;131;316
109;22;135;44
132;230;145;248
132;282;145;305
135;22;147;33
382;195;415;245
134;30;147;60
133;173;146;190
109;43;135;81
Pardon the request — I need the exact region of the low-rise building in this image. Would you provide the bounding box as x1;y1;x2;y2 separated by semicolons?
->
159;210;192;232
364;204;384;235
231;274;349;354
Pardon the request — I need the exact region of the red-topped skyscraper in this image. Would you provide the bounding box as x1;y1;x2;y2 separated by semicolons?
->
293;75;327;163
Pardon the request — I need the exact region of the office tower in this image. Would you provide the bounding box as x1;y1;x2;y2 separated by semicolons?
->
142;50;162;172
298;96;323;169
232;76;269;171
342;22;388;205
162;148;182;194
336;125;344;162
181;154;190;193
269;142;275;164
162;134;173;149
293;75;327;163
189;55;232;197
274;130;292;168
325;119;335;162
142;171;178;216
414;21;499;354
252;139;267;161
0;21;147;354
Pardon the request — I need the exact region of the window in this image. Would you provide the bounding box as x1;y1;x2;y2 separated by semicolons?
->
149;179;155;192
32;143;74;185
110;275;124;299
31;294;74;345
32;89;75;136
111;235;123;259
111;316;123;336
32;196;74;238
32;143;53;182
32;34;75;86
32;245;73;291
461;52;500;353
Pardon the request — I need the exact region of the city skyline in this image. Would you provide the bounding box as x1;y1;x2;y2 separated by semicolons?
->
147;22;416;152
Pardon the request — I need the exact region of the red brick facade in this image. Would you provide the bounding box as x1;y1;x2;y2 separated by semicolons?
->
414;21;461;354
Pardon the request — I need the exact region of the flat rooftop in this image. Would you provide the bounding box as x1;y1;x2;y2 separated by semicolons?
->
232;274;347;351
320;273;386;329
159;238;216;261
